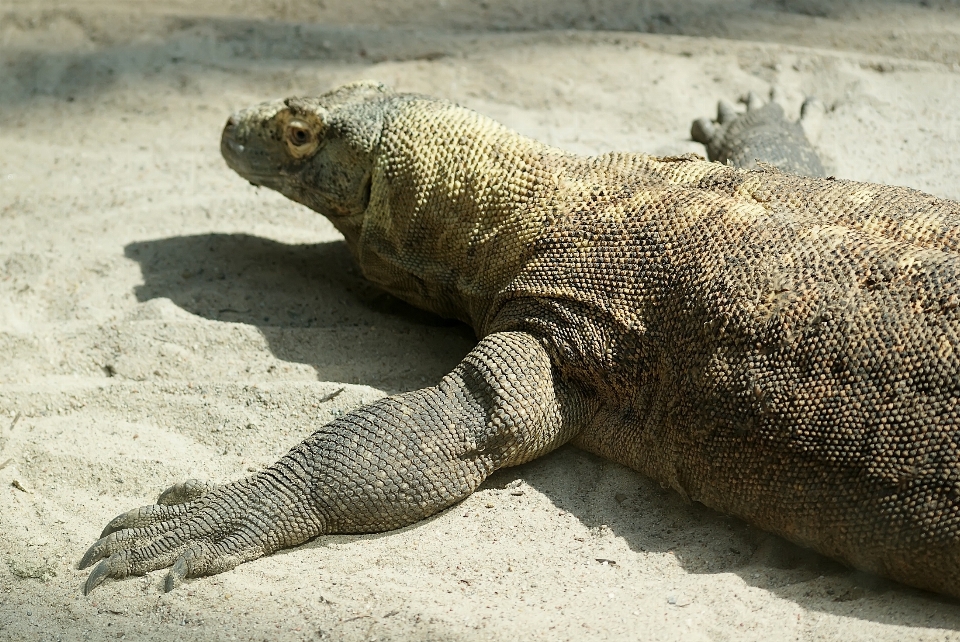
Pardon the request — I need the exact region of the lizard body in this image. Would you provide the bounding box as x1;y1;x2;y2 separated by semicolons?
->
81;82;960;598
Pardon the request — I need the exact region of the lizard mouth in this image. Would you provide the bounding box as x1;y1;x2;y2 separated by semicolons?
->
220;111;286;188
220;119;257;183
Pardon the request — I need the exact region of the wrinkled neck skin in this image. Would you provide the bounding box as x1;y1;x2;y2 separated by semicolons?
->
226;87;681;335
339;97;573;333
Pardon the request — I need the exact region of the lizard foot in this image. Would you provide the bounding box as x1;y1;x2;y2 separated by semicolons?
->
79;474;312;594
87;479;219;542
691;88;825;177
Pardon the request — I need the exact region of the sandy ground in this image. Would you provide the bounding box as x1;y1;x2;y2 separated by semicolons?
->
6;1;960;640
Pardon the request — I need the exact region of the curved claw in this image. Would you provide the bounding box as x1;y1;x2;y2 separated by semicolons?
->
99;508;152;539
78;534;114;570
165;556;189;592
83;559;112;595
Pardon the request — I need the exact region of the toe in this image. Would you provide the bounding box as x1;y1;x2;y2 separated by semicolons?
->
163;537;266;591
82;551;138;595
691;117;717;144
79;536;112;570
745;91;765;111
158;479;218;505
717;100;739;124
100;502;193;538
81;521;179;569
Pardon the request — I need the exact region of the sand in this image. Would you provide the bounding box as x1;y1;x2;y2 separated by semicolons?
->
4;1;960;640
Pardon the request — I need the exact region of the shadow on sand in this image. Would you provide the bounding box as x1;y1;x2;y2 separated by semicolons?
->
124;233;475;391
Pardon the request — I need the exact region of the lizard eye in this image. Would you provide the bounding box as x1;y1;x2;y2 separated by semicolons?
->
287;124;312;146
284;119;320;158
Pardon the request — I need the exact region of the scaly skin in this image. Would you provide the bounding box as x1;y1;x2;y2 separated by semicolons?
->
82;81;960;598
691;90;826;177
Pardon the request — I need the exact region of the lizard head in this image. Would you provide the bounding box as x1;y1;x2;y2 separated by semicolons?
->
222;81;550;326
220;81;391;226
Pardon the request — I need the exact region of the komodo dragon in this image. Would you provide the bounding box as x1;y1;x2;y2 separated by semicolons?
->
81;81;960;599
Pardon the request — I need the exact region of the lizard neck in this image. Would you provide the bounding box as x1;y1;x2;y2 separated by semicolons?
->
352;99;568;330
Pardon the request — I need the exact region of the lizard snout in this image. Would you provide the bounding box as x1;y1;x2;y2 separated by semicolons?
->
220;120;242;157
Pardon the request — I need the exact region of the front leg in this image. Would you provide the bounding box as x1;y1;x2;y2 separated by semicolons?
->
79;331;591;594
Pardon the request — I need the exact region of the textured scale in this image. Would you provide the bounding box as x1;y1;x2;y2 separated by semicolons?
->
80;81;960;599
691;91;826;177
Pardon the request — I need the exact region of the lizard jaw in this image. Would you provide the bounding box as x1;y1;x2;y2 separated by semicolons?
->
219;102;289;189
